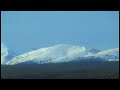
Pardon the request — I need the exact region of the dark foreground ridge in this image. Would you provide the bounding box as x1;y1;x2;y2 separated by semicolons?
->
1;61;119;79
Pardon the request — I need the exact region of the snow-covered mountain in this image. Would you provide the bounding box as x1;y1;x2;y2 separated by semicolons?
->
95;48;119;61
5;44;119;65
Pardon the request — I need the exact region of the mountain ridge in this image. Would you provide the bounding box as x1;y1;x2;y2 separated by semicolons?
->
3;44;119;65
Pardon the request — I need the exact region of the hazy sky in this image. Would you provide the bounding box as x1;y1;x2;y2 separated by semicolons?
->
1;11;119;54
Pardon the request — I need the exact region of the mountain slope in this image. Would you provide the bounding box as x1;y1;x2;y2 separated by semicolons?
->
6;44;119;65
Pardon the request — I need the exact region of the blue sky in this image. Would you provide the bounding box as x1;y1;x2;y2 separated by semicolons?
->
1;11;119;54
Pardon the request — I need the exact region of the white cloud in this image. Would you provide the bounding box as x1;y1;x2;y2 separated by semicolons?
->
1;43;8;64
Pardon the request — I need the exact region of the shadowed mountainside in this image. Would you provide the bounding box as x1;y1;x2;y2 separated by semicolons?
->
1;61;119;79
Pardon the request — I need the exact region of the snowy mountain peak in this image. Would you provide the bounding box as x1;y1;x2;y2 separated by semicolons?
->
96;48;119;56
5;44;119;65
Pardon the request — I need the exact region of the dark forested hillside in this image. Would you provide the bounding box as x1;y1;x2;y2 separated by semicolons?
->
1;61;119;79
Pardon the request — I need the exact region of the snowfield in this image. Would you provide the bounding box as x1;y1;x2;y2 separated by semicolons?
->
2;44;118;65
